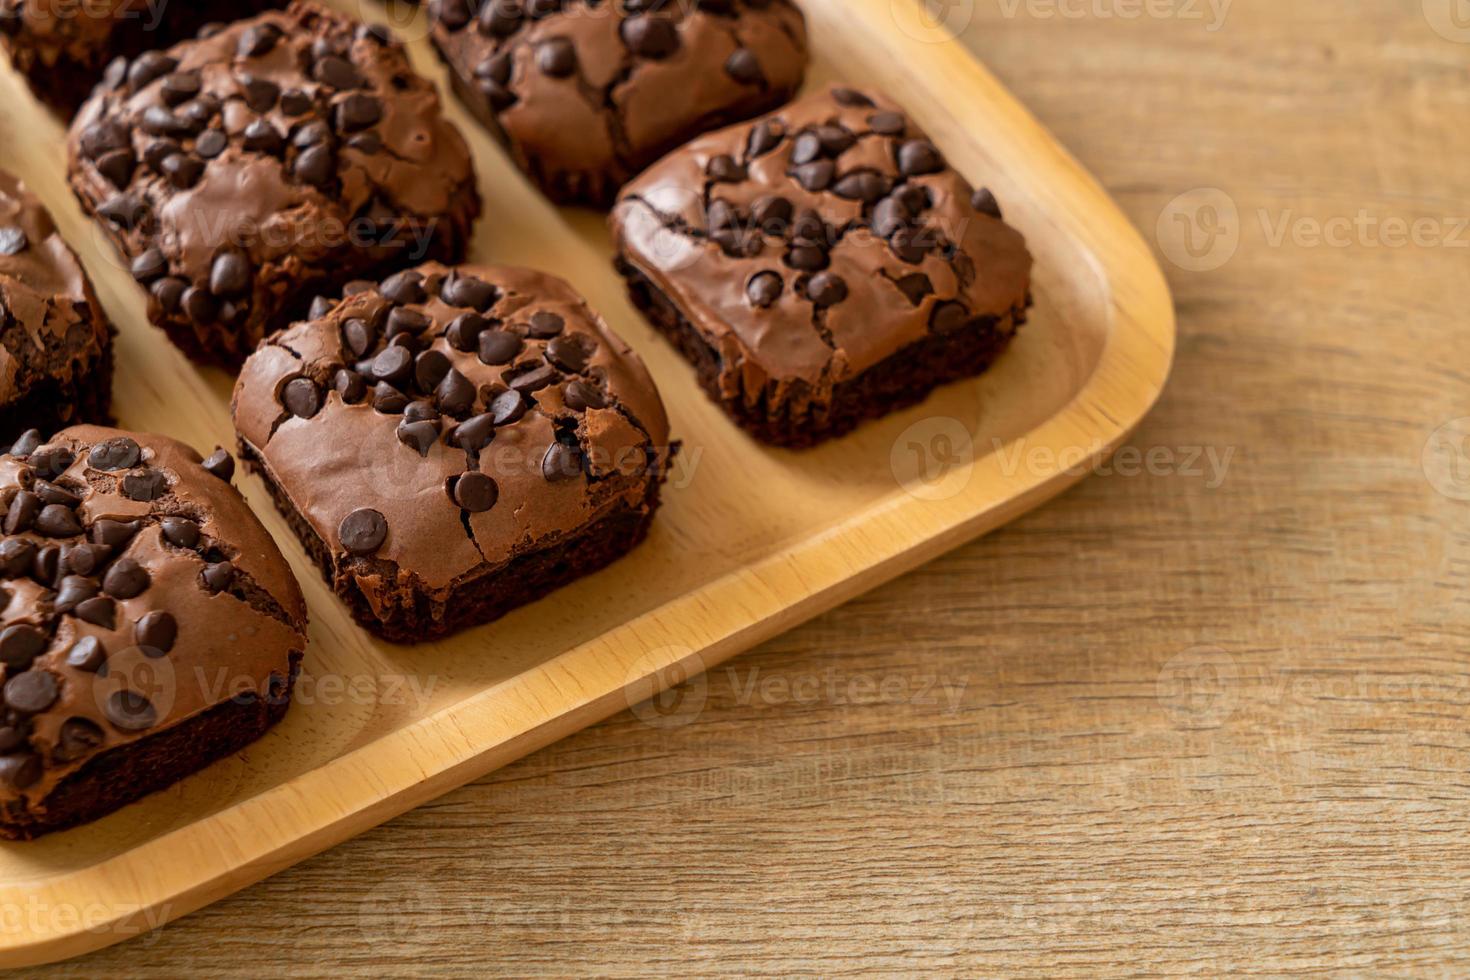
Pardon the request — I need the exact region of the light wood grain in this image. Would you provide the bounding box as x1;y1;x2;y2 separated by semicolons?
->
0;0;1177;968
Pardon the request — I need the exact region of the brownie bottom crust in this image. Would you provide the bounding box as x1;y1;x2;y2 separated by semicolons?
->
0;340;114;448
617;258;1030;449
0;654;301;841
239;439;667;644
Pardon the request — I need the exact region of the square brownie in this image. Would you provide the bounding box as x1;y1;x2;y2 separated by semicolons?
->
66;2;481;369
0;427;307;839
232;262;674;643
610;86;1034;448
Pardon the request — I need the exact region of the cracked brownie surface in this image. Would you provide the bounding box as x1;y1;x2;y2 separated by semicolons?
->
0;426;306;839
610;86;1034;447
0;169;113;446
232;261;673;642
428;0;808;207
66;1;480;369
0;0;286;114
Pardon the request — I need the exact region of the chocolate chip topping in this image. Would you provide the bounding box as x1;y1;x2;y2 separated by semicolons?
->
0;426;306;808
610;86;1033;401
427;0;809;206
67;4;480;368
233;262;673;599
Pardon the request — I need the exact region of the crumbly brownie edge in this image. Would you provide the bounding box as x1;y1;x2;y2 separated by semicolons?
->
616;256;1029;449
0;338;114;446
0;652;301;841
238;437;668;644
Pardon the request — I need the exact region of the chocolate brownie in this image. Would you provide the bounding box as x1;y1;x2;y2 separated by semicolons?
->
0;169;113;447
427;0;808;207
0;426;307;840
66;1;481;370
232;262;673;643
610;86;1034;448
0;0;286;115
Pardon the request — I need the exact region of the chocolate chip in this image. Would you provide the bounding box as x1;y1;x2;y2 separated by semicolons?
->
238;23;281;58
4;491;39;534
135;611;178;656
527;312;564;338
441;313;484;353
313;55;364;90
63;544;109;579
724;48;763;84
488;389;527;426
448;415;493;455
971;187;1003;219
509;363;559;393
122;470;168;501
380;270;427;305
439;0;473;30
707;155;746;183
105;690;156;732
833;87;875;107
239;74;280;112
88;436;141;471
372;346;414;386
387;307;431;339
889;225;935;264
31;446;74;480
210;252;251;297
202;448;235;481
453;472;499;512
93;519;141;549
563;380;605;411
183;285;218;323
152;277;187;313
127;51;177;90
747;120;784;158
81;119;130;160
871;196;910;239
8;430;41;458
746;271;784;308
160;152;203;189
130;248;167;282
478;330;522;365
784;244;828;272
790;132;822;166
54;718;103;763
545;335;592;373
621;15;679;58
0;727;22;753
807;272;848;307
98;194;147;229
66;636;107;672
479;0;523;36
894;272;934;306
0;224;27;256
34;505;81;537
0;753;40;789
243;119;285;155
76;596;116;629
397;419;440;457
294;144;336;188
930;300;970;332
282;377;323;418
414;350;452;393
898;139;945;176
867;111;906;136
791;160;834;192
0;625;46;669
54;575;99;613
200;561;234;593
817;125;856;156
0;540;34;578
281;89;313;116
751;195;793;233
537;37;577;77
341;317;377;358
160;516;200;549
436;370;476;417
373;383;409;415
161;71;200;106
340;509;388;555
442;274;497;312
833;171;889;204
336;93;383;133
4;670;57;715
31;545;59;587
35;481;79;507
335;369;368;404
95;149;136;188
542;443;582;482
102;558;150;599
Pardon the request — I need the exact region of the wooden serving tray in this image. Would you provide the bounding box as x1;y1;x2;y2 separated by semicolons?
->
0;0;1173;965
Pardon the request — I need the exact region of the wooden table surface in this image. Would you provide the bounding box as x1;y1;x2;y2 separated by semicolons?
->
25;0;1470;975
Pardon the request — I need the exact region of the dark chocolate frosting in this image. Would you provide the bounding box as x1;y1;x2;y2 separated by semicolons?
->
610;86;1034;414
428;0;808;206
233;262;671;606
66;1;480;366
0;426;306;812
